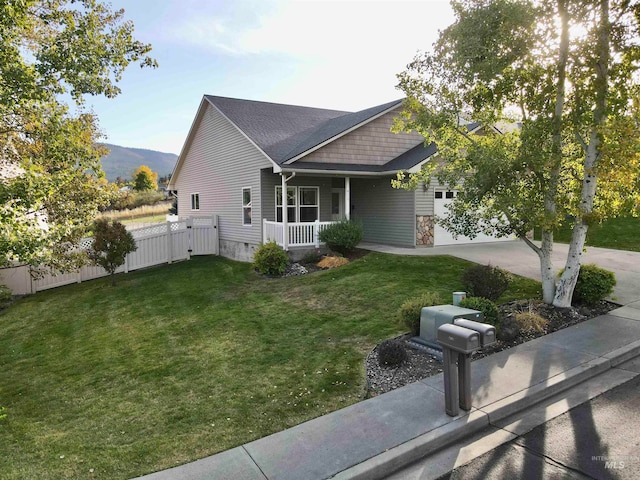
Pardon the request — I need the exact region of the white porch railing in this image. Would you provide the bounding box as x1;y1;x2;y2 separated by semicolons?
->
263;219;335;248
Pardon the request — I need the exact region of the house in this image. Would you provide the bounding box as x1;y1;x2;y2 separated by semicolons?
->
168;95;510;262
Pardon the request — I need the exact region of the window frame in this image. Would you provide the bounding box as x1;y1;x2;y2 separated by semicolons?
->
191;193;200;211
242;187;252;226
275;186;320;223
275;186;297;223
298;186;320;222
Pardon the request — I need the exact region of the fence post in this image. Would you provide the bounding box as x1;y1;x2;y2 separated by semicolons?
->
124;253;129;273
186;217;193;260
212;215;219;255
263;218;267;244
166;221;173;264
314;219;321;248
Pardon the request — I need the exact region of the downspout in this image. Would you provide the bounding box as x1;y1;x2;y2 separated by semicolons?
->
281;172;296;250
345;176;351;220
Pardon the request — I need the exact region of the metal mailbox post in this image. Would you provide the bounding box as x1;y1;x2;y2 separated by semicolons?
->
437;320;496;416
437;324;480;417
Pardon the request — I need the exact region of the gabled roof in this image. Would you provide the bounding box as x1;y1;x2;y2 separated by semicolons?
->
204;96;347;164
205;96;404;165
171;95;447;186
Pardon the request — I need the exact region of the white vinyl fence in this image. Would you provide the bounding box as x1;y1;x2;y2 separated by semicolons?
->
1;216;218;295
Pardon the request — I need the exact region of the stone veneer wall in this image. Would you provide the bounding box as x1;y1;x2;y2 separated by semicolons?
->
416;215;435;246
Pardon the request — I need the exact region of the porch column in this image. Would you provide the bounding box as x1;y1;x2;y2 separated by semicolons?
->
281;173;288;250
345;176;351;220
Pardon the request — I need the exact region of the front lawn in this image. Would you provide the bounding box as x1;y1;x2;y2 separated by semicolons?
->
534;215;640;252
0;254;540;479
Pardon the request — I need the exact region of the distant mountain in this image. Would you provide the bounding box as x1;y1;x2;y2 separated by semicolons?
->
100;144;178;182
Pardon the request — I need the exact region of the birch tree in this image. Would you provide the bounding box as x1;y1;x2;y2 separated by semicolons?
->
393;0;640;306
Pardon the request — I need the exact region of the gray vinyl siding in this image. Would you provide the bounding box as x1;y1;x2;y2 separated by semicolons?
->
351;177;415;247
260;170;333;222
173;103;272;245
415;177;446;216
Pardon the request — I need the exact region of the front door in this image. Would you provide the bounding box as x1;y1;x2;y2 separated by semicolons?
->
331;188;344;221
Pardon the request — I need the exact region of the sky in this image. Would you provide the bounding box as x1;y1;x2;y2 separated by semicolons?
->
87;0;455;155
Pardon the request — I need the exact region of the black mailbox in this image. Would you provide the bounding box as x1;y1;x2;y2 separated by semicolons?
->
453;318;496;348
437;323;480;354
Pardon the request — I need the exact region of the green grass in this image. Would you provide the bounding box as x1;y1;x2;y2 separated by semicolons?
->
534;216;640;252
0;254;540;479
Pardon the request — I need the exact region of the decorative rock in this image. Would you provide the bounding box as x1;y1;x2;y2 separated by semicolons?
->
416;215;435;246
283;263;308;277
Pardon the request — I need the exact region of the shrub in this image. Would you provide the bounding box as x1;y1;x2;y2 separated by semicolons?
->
0;285;12;307
88;220;137;286
398;292;442;336
301;249;322;264
254;241;289;276
514;312;548;334
377;339;408;367
318;219;363;255
461;264;511;301
572;263;616;305
459;296;499;329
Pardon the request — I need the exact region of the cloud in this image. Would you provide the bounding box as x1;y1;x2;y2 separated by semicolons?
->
164;0;454;62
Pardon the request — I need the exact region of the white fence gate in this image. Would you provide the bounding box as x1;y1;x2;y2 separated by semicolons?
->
1;216;218;295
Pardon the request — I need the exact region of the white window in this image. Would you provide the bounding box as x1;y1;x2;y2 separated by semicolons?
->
275;186;319;222
299;187;319;222
191;193;200;210
242;187;252;225
275;186;297;222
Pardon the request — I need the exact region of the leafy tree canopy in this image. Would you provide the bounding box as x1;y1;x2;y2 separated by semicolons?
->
133;165;158;191
0;0;156;271
393;0;640;306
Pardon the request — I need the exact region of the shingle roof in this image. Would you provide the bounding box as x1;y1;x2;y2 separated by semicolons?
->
204;96;348;164
204;96;404;165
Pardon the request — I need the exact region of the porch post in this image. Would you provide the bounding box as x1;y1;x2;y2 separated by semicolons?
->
345;176;351;220
281;173;288;250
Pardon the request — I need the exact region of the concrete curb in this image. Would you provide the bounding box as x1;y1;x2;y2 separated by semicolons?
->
335;344;640;480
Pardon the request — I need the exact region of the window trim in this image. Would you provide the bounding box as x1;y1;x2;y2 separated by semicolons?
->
275;186;320;223
191;193;200;211
242;187;252;226
298;186;320;222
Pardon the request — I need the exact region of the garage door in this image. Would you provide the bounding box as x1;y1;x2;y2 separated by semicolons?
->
433;190;513;246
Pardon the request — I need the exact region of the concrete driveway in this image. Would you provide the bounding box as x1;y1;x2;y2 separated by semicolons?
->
359;240;640;306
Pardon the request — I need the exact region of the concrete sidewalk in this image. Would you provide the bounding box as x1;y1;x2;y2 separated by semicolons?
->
134;302;640;480
359;240;640;305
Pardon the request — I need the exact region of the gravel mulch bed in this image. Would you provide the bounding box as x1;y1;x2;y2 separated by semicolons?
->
366;299;619;397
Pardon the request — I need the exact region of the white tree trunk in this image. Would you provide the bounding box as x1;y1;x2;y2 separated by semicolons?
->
539;231;557;304
554;0;609;308
522;231;556;304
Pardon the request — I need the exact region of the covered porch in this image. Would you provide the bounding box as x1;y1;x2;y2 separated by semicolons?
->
260;172;354;250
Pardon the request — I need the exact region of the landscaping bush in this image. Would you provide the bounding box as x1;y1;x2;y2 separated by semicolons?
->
377;339;408;367
514;311;548;334
318;219;363;255
301;249;323;264
461;264;511;301
459;296;499;329
398;292;442;336
88;220;137;286
0;285;12;307
253;241;289;276
572;263;616;305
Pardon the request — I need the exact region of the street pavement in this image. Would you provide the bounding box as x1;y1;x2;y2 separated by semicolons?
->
438;357;640;480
